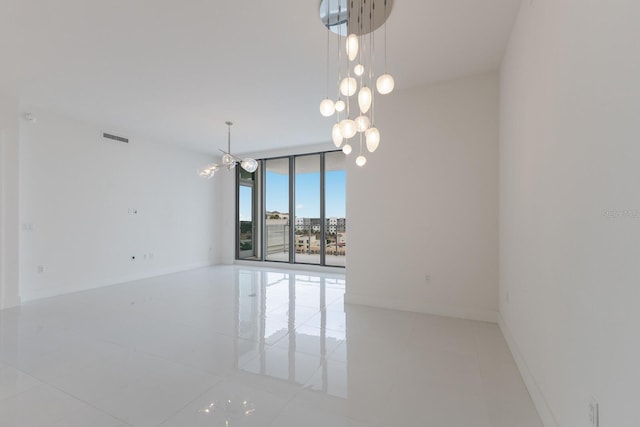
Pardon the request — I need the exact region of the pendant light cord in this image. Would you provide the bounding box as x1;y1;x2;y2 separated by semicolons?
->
325;0;331;97
336;0;343;121
371;0;376;124
384;0;388;73
345;5;351;120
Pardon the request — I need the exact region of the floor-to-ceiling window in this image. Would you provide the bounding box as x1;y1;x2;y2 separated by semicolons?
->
265;158;290;262
237;168;261;260
236;151;345;267
324;151;346;267
294;155;321;265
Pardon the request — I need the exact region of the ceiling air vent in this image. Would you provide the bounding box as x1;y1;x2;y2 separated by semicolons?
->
102;132;129;144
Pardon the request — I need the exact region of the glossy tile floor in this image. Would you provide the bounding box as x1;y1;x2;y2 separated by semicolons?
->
0;266;542;426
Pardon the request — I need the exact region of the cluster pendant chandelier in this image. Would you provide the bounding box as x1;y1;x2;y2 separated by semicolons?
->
319;0;394;167
198;121;258;179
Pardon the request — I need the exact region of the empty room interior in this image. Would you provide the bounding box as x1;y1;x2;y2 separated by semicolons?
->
0;0;638;426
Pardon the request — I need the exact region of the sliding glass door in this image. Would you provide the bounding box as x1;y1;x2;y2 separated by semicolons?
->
324;151;346;267
236;151;345;267
265;158;290;262
294;155;321;265
237;168;260;260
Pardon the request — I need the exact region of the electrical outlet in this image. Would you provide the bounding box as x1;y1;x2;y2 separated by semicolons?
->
589;397;599;427
36;265;44;274
425;274;431;283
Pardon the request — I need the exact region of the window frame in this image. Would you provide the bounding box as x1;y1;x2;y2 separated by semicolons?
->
235;149;344;268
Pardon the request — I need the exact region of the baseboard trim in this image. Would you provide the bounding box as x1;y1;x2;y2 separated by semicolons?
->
210;257;226;265
96;261;215;289
21;261;214;303
344;292;498;323
0;294;21;310
498;313;559;427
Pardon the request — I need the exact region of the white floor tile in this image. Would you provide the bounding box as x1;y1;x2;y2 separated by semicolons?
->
304;359;348;398
0;265;542;427
0;384;100;426
0;366;42;402
45;350;171;404
269;402;370;427
48;404;124;427
92;362;221;426
159;379;290;427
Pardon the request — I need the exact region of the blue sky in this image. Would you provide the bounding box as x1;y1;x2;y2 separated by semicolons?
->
324;170;346;218
240;169;346;221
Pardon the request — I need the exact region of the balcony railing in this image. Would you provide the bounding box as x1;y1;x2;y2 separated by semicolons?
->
265;222;346;264
266;223;289;255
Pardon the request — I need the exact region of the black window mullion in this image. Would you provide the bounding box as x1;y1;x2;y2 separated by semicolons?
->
260;159;266;261
235;166;240;260
289;156;295;264
320;152;326;266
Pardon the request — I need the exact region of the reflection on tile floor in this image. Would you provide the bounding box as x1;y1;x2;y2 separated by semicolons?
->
0;266;542;426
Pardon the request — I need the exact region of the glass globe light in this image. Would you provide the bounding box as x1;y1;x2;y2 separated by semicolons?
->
319;98;335;117
354;64;364;76
358;86;372;114
222;153;234;165
332;123;343;148
342;143;353;155
376;73;395;95
339;119;357;139
198;164;218;179
355;115;371;132
356;155;367;167
346;34;359;62
335;99;345;112
241;158;258;173
365;127;380;152
340;77;357;97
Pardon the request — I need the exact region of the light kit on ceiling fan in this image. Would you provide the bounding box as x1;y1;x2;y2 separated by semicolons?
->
319;0;394;167
198;121;258;179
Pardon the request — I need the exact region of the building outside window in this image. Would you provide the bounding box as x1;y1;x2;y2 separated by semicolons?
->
236;151;345;267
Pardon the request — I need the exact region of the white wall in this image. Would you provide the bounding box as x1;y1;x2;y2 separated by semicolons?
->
345;72;500;322
19;108;219;301
0;93;21;308
499;1;640;426
217;166;236;265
